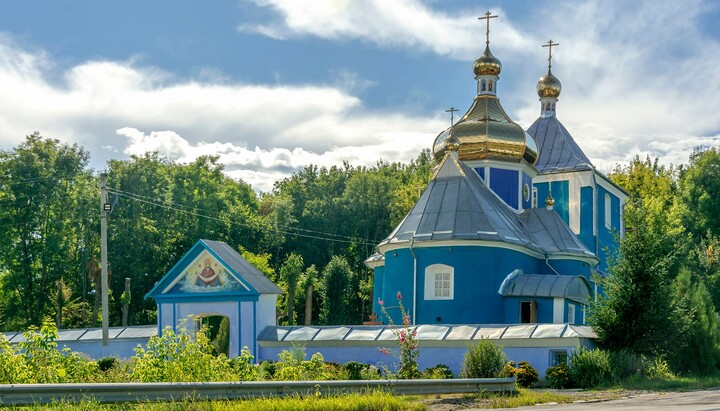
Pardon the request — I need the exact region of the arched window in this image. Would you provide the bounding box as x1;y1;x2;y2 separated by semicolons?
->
488;80;493;91
424;264;454;300
545;102;551;110
481;80;486;92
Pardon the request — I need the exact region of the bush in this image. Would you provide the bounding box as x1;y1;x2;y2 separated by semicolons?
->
130;325;245;382
515;361;538;388
608;349;636;382
500;361;516;378
344;361;366;380
98;357;118;372
545;363;571;388
569;347;611;388
643;356;674;380
422;364;454;379
257;360;277;379
461;339;507;378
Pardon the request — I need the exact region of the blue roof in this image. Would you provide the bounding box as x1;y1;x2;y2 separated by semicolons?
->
527;116;593;174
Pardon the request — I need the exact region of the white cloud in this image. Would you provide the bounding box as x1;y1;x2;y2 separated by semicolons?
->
117;127;435;192
241;0;720;171
238;0;533;60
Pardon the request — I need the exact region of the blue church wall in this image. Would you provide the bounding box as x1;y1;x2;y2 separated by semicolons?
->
475;167;485;181
533;181;569;223
502;297;554;324
597;186;620;273
545;259;592;280
521;173;533;210
377;246;543;325
490;168;519;209
579;186;596;253
565;300;585;325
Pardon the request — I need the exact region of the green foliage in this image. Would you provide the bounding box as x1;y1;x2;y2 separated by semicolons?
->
279;253;304;325
130;324;251;382
500;361;517;378
378;292;419;379
590;204;683;358
671;269;720;375
569;347;611;388
422;363;454;379
344;361;366;380
320;255;353;325
515;361;538;388
97;357;118;372
545;363;571;388
273;345;345;381
607;349;637;383
461;339;507;378
680;148;720;238
643;356;675;380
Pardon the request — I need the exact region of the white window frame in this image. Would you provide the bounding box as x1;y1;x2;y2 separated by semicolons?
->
568;304;576;324
532;187;538;208
424;264;454;300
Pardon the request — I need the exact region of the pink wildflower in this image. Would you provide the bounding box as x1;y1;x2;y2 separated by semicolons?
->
397;291;402;300
378;298;384;306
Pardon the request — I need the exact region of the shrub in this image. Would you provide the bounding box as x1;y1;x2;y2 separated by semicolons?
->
257;360;277;379
545;363;571;388
98;357;118;372
608;349;636;383
515;361;538;388
461;339;507;378
569;347;611;388
422;364;454;379
130;325;243;382
0;334;30;383
643;356;674;380
344;361;366;380
378;292;419;379
500;361;516;378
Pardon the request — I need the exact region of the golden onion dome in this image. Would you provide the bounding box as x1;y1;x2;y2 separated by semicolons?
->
473;45;502;77
537;70;562;98
433;95;538;165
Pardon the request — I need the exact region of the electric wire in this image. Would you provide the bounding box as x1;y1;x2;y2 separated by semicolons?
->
108;188;377;247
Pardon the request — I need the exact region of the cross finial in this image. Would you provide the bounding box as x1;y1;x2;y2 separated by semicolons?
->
542;40;559;71
445;107;459;126
478;11;498;46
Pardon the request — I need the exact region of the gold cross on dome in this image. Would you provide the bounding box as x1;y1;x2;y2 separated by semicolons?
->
478;11;498;46
542;40;560;70
445;107;459;126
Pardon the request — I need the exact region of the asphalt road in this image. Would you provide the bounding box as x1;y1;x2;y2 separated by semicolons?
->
491;389;720;411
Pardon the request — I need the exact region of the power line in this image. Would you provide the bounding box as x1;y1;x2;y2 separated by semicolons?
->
108;189;377;247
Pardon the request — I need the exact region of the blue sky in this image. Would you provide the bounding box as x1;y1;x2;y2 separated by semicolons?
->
1;0;719;191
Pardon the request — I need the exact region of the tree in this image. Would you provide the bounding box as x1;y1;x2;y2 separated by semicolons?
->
0;133;95;328
590;205;683;359
279;253;304;325
680;148;720;239
320;255;353;325
671;269;720;375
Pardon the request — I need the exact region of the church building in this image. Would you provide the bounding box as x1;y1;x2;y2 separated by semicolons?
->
367;19;627;328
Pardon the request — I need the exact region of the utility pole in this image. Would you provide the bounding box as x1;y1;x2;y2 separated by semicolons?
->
100;172;109;346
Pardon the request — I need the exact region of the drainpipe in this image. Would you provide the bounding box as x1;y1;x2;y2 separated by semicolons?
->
590;167;599;258
545;253;561;276
409;237;417;325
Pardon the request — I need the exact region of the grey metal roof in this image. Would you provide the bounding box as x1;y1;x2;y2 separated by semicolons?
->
379;154;597;261
527;116;593;174
498;272;591;304
4;325;157;343
257;324;596;342
519;208;596;258
202;240;283;294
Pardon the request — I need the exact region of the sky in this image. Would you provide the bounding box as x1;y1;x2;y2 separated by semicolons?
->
1;0;719;192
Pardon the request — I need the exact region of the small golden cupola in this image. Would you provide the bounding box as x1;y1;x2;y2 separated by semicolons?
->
537;40;562;118
433;11;538;165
